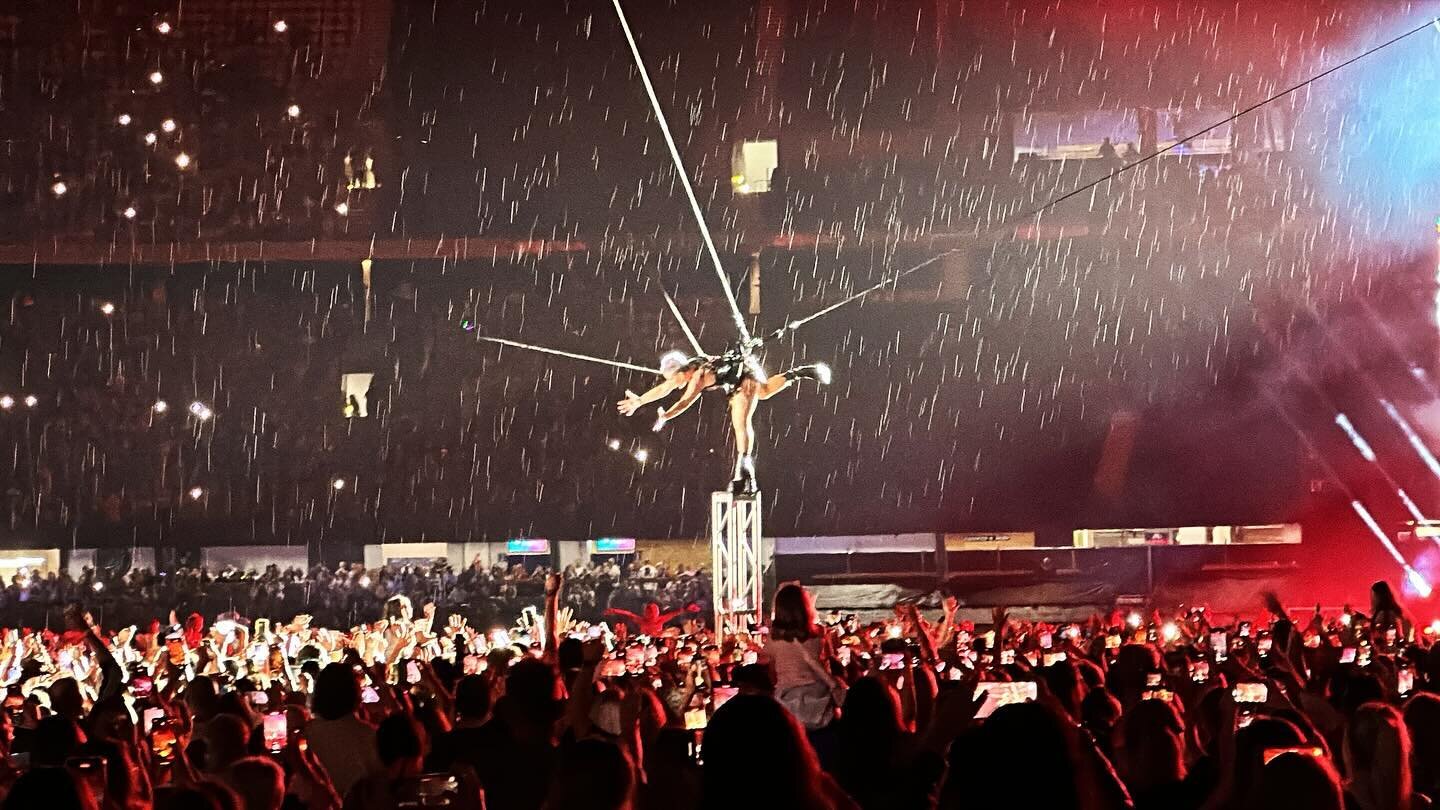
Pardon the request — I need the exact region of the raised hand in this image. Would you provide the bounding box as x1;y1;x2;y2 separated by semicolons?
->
616;390;643;416
446;614;468;636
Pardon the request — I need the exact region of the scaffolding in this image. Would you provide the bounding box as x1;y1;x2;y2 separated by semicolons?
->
711;491;764;634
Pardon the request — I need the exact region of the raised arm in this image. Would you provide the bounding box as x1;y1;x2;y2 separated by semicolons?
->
543;573;563;664
605;607;642;625
65;604;123;703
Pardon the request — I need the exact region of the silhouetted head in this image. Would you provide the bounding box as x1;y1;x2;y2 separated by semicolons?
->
32;715;85;768
839;677;904;748
454;675;493;723
312;663;360;721
702;695;829;810
945;702;1084;810
3;766;96;810
1118;698;1186;790
1252;752;1343;810
1405;693;1440;795
1345;702;1412;810
225;757;285;810
1234;717;1308;801
542;738;635;810
376;713;427;778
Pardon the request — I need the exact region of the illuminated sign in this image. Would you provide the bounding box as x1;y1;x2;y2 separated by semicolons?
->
506;539;550;555
593;538;636;554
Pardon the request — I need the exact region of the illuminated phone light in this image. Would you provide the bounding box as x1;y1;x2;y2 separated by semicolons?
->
1126;612;1142;629
1161;622;1179;642
148;71;164;86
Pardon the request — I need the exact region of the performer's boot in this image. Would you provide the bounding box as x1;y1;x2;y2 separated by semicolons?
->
785;363;832;385
730;454;758;496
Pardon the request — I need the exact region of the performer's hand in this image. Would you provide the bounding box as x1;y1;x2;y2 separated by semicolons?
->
617;390;643;416
652;407;669;432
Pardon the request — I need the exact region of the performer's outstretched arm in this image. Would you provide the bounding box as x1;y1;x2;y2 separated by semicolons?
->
617;379;681;414
604;607;642;627
654;374;706;430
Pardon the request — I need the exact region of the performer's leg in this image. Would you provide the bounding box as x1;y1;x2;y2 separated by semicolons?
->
757;363;832;400
728;388;760;495
756;374;791;400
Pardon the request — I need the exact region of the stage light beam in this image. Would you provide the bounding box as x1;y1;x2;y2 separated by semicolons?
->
1351;499;1432;597
1381;399;1440;480
1336;413;1377;462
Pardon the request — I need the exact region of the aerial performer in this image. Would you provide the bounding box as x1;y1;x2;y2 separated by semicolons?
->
471;0;931;495
616;343;830;495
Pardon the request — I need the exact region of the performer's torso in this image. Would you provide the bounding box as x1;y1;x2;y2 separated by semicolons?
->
696;351;761;396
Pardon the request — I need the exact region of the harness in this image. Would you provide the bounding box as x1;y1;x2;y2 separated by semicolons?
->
690;346;765;396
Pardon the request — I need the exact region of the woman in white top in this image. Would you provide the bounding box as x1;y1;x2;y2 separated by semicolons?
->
767;583;846;729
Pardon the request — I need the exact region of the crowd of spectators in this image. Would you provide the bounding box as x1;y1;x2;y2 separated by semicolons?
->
0;558;711;634
0;573;1435;810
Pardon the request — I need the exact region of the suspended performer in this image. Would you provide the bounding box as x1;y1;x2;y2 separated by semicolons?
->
616;344;830;495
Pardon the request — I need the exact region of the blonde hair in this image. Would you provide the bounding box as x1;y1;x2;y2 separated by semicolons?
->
1346;702;1413;810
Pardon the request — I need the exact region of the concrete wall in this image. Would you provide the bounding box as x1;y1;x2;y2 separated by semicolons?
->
0;548;60;580
201;545;309;572
364;542;450;569
68;547;156;578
